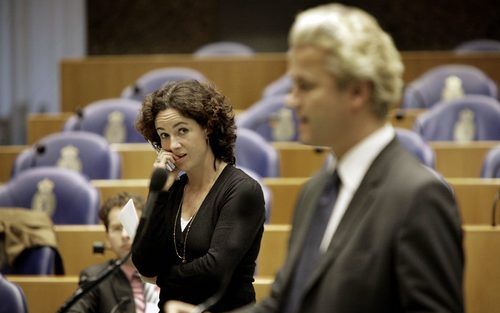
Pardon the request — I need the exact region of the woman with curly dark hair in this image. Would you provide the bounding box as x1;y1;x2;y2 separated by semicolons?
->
132;80;266;313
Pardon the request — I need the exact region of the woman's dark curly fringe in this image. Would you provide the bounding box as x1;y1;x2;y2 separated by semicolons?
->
135;80;236;165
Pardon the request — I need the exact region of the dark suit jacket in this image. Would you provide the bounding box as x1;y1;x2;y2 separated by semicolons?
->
235;139;464;313
67;260;136;313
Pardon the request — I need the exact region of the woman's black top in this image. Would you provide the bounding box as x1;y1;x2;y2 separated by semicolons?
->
132;165;266;312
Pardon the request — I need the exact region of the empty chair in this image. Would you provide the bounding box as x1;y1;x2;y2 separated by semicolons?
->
194;41;255;57
237;166;272;222
63;98;144;143
262;74;293;98
454;39;500;53
0;274;28;313
414;95;500;141
481;146;500;178
235;128;279;177
395;128;435;168
121;67;208;102
402;65;497;109
237;95;298;142
13;131;121;180
2;246;62;275
0;167;100;224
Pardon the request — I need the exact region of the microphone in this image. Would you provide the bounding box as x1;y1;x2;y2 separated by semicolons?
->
394;109;406;121
132;167;168;248
30;143;46;168
110;296;131;313
132;84;141;96
75;107;84;130
491;189;500;227
92;241;106;254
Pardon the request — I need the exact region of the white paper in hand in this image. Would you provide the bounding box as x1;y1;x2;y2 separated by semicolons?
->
118;199;139;240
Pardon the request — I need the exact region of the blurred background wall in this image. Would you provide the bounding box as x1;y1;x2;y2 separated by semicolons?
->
1;0;499;144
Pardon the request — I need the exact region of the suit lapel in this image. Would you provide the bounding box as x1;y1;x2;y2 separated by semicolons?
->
303;140;399;294
111;268;136;313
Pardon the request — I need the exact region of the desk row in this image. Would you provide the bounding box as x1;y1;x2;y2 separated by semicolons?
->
1;141;498;183
7;225;500;313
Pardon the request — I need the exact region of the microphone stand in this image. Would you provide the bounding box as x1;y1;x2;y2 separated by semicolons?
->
56;252;131;313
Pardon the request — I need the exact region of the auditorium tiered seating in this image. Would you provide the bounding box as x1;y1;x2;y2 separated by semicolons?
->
2;52;500;313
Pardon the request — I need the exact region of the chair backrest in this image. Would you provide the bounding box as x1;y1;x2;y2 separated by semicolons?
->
395;128;435;168
121;67;208;102
63;98;144;143
3;246;60;275
236;95;298;142
402;64;497;109
481;146;500;178
0;167;100;224
454;39;500;53
262;74;292;98
235;128;279;177
414;95;500;141
0;274;28;313
13;131;121;180
194;41;255;57
237;166;272;222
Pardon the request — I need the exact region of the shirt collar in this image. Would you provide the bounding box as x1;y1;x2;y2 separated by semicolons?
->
120;263;137;282
328;124;395;191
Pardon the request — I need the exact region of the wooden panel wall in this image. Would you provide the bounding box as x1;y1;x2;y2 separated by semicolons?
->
60;52;500;112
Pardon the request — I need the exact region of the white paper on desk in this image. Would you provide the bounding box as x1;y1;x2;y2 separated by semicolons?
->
118;198;139;240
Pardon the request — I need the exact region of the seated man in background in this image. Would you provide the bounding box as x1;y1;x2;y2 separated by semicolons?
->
68;192;159;313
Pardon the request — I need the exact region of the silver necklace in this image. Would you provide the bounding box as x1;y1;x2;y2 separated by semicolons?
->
172;190;201;264
172;163;224;264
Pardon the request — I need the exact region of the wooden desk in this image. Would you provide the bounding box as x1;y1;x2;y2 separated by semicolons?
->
57;177;499;277
389;108;426;130
7;275;78;313
272;142;329;178
0;145;25;183
264;177;500;225
92;177;498;225
432;141;499;178
1;141;497;185
111;142;327;179
6;275;272;313
26;113;73;145
257;224;291;277
61;52;500;114
61;54;288;112
54;225;114;276
12;225;500;313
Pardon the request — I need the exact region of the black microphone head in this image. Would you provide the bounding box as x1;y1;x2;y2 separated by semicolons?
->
132;84;141;95
149;167;168;192
75;107;84;119
92;241;106;254
35;144;46;155
395;109;406;121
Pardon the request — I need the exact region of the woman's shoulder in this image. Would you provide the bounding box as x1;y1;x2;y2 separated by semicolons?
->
221;165;259;185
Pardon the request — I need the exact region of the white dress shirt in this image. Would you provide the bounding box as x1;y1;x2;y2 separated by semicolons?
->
319;124;395;252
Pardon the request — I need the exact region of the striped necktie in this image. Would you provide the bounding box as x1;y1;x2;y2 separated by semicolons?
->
131;272;145;313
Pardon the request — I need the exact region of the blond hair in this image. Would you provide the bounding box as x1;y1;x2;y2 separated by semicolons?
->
289;3;404;118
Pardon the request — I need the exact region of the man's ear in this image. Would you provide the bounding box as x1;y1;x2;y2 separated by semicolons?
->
348;81;373;111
